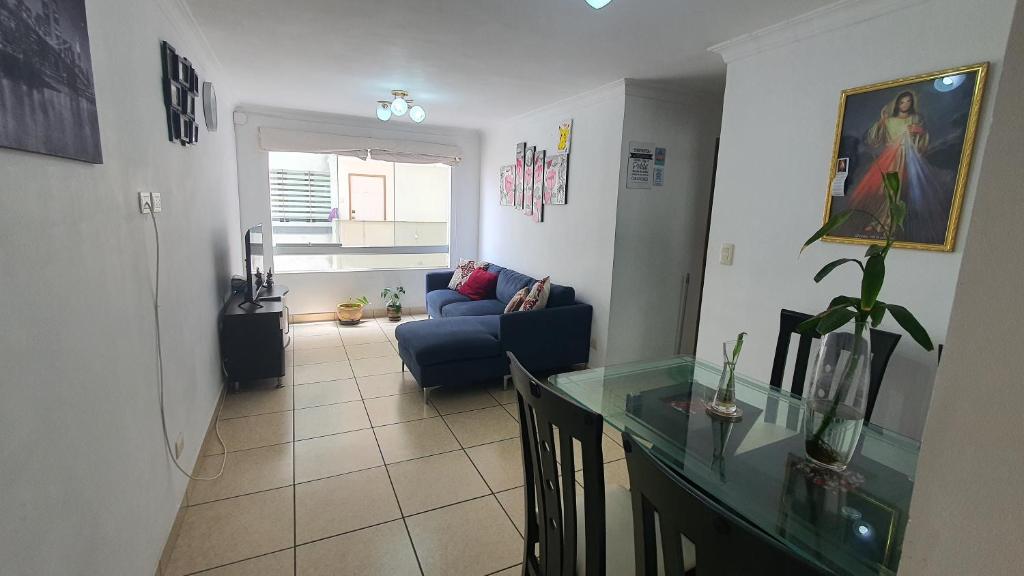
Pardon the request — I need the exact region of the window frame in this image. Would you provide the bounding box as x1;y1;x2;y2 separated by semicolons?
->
267;152;452;273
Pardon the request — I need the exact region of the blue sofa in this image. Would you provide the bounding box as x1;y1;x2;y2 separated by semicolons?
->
395;265;592;391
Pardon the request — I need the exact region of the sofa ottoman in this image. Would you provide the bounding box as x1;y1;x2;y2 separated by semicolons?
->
396;316;509;391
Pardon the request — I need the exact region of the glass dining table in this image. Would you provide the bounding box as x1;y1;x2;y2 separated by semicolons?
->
548;355;919;575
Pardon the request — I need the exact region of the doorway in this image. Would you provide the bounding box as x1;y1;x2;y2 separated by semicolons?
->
348;174;386;221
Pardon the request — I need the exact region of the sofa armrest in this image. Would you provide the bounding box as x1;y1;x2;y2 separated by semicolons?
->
500;304;592;373
426;270;455;293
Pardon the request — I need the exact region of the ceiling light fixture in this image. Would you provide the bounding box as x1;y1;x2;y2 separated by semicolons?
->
375;90;426;123
391;90;409;116
586;0;612;9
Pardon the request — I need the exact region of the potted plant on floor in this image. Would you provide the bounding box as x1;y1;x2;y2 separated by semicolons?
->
798;171;933;471
337;296;370;325
381;286;406;321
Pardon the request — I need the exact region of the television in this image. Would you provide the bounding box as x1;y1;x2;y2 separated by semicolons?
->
243;223;264;305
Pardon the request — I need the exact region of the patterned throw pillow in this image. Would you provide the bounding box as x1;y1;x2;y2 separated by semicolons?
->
503;287;529;314
520;277;551;312
448;259;489;290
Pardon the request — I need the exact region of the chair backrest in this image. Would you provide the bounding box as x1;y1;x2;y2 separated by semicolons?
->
508;352;607;576
622;432;825;576
769;309;901;422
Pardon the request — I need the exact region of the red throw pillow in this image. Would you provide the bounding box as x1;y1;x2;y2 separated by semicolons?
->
457;268;499;301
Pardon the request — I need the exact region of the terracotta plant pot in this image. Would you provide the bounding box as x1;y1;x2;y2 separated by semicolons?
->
386;305;402;322
336;303;364;325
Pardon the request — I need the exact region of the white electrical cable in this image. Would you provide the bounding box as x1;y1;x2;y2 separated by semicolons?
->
149;208;227;481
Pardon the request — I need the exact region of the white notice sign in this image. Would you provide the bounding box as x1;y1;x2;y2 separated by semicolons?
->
627;141;654;189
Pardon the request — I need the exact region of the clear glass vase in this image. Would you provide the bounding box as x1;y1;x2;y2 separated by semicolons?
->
710;340;740;416
803;320;871;471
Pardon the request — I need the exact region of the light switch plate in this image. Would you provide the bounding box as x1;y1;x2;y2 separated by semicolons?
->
720;243;735;266
151;192;162;213
138;192;151;214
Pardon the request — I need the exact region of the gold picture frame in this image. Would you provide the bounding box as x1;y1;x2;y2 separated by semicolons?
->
823;62;988;252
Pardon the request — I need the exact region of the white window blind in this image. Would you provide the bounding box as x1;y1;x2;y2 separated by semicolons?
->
269;169;332;222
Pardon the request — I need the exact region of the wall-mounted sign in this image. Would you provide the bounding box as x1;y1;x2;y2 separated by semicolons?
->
627;141;655;189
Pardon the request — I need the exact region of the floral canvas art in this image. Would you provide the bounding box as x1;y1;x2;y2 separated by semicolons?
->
500;165;515;206
544;154;568;205
823;63;988;251
532;149;545;223
514;142;526;208
523;145;535;216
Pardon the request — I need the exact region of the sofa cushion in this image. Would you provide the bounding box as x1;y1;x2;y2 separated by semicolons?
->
426;289;469;318
496;268;536;303
547;284;575;308
504;287;529;314
442;299;507;317
521;277;551;312
457;268;499;301
396;316;501;367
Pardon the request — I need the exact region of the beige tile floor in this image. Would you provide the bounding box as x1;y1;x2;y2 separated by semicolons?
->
164;317;627;576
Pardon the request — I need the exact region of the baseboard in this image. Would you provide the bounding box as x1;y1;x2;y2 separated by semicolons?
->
291;306;426;324
155;386;226;576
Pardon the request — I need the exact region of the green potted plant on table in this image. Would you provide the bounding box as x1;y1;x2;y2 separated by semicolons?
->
337;296;370;325
381;286;406;321
799;172;933;471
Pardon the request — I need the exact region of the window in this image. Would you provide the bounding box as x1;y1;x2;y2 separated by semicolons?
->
268;152;450;272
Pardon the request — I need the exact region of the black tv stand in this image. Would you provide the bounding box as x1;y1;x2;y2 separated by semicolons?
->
221;284;290;388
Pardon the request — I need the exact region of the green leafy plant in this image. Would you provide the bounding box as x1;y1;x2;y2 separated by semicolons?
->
381;286;405;309
799;171;934;458
341;296;370;307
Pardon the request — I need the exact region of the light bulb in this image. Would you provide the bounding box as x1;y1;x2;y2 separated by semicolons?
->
409;105;426;123
391;97;408;116
376;102;392;122
586;0;612;8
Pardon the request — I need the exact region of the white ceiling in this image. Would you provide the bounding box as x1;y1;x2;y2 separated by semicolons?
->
186;0;827;129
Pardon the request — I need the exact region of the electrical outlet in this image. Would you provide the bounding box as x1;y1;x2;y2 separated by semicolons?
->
174;433;184;460
720;243;735;266
138;192;151;214
151;192;162;213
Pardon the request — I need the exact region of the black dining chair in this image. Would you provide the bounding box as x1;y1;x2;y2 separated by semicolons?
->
508;352;634;576
622;432;826;576
769;309;900;422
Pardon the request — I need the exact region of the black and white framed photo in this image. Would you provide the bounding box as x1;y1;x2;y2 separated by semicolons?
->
0;0;103;163
160;41;200;146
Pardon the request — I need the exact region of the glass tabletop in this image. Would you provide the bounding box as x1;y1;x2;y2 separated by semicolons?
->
549;355;920;576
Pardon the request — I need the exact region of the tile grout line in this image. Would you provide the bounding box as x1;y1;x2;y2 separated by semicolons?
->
180;546;294;576
369;418;427;576
431;394;526;542
346;327;426;576
290;336;298;576
187;431;527;509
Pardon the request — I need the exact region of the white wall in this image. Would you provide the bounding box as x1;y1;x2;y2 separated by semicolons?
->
0;0;240;573
698;0;1017;439
234;106;480;314
605;84;722;365
902;1;1024;570
478;81;627;367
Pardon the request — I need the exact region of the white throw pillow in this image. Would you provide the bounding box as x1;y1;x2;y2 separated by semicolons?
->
521;277;551;312
448;259;489;290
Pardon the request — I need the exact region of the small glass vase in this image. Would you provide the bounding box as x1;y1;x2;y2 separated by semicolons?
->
709;340;741;418
804;320;871;471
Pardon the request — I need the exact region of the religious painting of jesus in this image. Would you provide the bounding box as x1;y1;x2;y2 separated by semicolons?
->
823;63;988;251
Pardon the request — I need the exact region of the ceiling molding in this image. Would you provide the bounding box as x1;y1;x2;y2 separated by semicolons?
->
496;79;627;127
708;0;929;64
154;0;225;75
623;78;723;105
